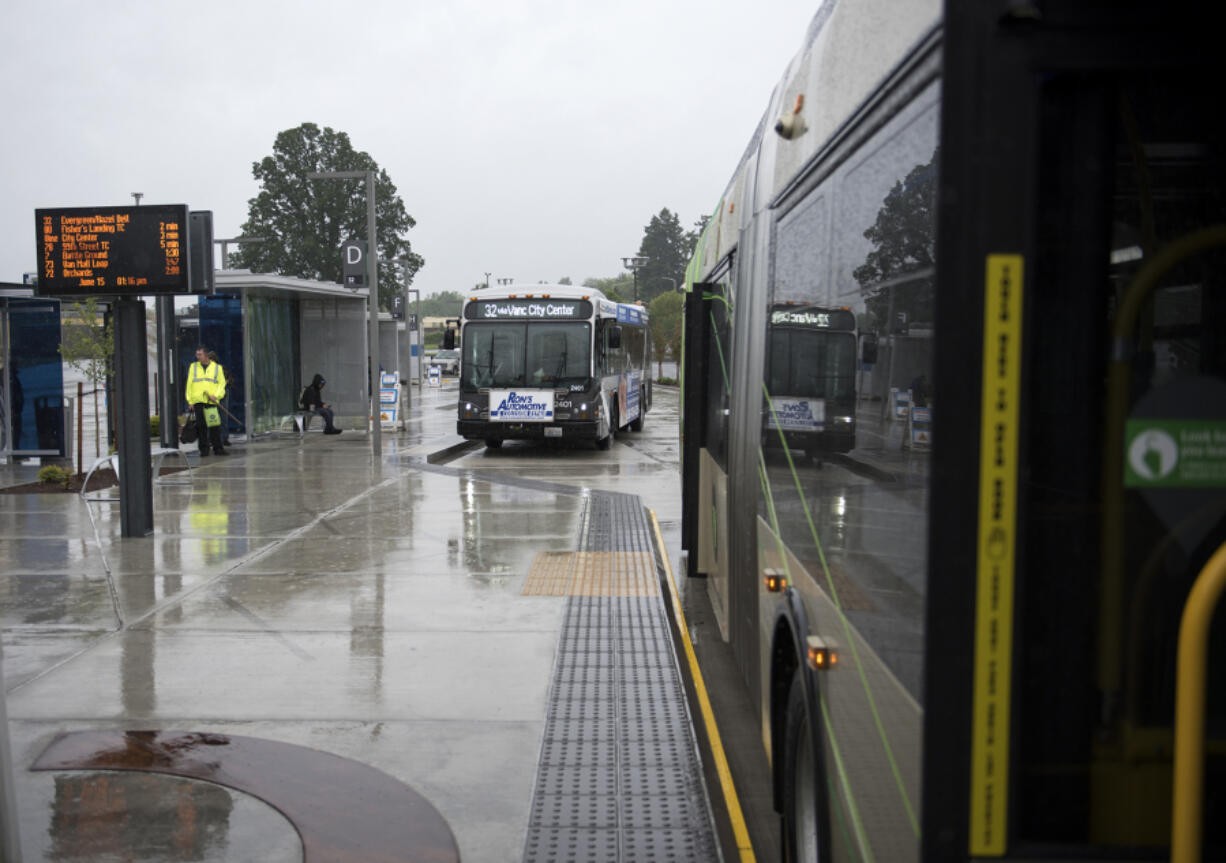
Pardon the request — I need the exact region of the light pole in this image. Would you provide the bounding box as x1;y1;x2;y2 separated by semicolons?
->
398;256;417;418
484;272;491;289
308;170;380;456
131;192;143;206
621;256;649;303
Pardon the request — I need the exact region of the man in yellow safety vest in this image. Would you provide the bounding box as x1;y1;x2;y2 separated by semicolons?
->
185;345;228;456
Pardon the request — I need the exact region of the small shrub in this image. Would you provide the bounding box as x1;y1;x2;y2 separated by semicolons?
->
38;465;71;487
149;415;161;438
656;376;679;386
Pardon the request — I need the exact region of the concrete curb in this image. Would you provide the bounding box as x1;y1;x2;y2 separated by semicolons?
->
426;439;481;464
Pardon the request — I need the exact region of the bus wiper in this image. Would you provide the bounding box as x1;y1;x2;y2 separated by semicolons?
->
554;345;567;382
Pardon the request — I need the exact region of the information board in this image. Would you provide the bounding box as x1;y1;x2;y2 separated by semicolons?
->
35;204;191;295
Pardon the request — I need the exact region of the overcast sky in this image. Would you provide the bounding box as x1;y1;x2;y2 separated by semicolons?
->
3;0;817;297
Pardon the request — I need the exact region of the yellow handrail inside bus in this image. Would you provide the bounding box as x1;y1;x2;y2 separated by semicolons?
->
1171;540;1226;863
1099;224;1226;714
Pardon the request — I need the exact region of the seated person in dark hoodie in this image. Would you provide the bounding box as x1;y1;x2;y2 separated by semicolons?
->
300;374;343;434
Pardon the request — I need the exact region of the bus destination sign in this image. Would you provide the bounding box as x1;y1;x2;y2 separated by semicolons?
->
35;204;191;296
465;298;592;320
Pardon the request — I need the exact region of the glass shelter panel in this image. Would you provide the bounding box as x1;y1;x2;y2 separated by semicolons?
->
2;299;65;455
199;295;244;436
246;295;299;435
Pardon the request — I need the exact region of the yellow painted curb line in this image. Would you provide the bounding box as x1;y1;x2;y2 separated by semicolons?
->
649;509;756;863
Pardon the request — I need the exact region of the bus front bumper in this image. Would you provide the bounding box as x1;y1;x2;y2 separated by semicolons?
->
457;420;600;442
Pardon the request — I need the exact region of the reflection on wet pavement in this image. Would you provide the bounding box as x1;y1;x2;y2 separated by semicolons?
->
33;730;459;862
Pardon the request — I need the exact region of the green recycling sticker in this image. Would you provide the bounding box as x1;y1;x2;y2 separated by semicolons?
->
1124;419;1226;488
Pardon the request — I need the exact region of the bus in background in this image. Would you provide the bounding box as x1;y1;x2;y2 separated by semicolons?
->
763;304;859;463
456;284;651;450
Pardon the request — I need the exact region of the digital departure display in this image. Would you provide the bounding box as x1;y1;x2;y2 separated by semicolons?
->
465;298;592;320
35;204;190;295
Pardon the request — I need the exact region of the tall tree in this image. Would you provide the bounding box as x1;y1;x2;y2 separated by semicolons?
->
233;123;424;311
634;208;691;304
684;214;711;262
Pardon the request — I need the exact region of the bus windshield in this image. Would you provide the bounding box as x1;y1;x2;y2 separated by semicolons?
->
766;329;856;401
462;321;591;389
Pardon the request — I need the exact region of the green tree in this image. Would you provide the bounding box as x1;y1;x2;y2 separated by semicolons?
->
233;123;424;311
419;290;466;319
647;291;683;377
634;208;691;304
853;149;938;333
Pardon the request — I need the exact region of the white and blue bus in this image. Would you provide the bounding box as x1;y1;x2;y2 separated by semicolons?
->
457;284;651;449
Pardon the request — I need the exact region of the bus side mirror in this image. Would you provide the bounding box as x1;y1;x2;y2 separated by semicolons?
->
861;334;878;364
443;328;456;350
608;326;622;350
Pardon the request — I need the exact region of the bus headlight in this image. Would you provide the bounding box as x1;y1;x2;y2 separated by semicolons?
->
833;415;854;424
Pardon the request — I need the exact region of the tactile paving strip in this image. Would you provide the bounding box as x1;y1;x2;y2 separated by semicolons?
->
523;492;721;862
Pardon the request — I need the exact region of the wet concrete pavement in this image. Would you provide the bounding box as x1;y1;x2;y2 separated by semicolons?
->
1;383;928;862
0;382;689;862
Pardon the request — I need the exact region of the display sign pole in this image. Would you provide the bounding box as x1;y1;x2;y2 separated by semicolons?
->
156;297;177;448
114;299;154;537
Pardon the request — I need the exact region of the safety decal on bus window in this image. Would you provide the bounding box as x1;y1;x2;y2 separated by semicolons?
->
971;253;1024;857
1124;419;1226;488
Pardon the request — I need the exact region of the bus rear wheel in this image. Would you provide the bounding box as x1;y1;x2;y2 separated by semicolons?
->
782;669;819;862
484;438;503;449
630;389;645;431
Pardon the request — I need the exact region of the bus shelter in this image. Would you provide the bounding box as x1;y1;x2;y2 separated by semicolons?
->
175;272;370;437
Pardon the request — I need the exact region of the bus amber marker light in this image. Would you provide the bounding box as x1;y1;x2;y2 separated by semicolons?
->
764;570;788;592
806;635;838;671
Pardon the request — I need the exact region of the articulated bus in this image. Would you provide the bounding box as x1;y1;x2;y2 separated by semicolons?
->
456;284;651;449
681;1;1225;861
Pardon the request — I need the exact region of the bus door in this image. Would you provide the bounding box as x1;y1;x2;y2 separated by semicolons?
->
927;6;1226;858
681;279;734;620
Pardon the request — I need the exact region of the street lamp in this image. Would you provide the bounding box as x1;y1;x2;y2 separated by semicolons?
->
497;277;514;286
213;236;268;270
397;256;421;417
621;256;649;302
308;169;380;456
